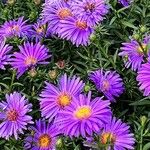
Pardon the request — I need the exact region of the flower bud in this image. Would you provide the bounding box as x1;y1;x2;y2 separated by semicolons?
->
133;33;140;40
56;138;63;148
33;0;41;5
56;60;65;69
29;68;37;77
140;26;147;33
90;33;96;41
140;116;147;127
48;70;57;80
7;0;16;5
84;85;91;92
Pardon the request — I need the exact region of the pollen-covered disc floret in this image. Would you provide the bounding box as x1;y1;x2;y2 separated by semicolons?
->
55;92;112;137
39;74;85;121
0;92;33;140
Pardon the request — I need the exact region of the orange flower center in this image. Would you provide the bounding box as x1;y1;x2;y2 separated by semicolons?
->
76;21;87;30
74;106;91;120
8;25;20;32
25;56;37;66
101;132;116;144
7;109;18;121
38;134;51;148
36;25;46;34
58;8;72;19
102;80;110;91
85;2;95;12
57;93;71;107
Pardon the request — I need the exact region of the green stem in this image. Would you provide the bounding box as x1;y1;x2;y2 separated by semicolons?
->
140;127;144;150
9;70;16;92
11;5;14;19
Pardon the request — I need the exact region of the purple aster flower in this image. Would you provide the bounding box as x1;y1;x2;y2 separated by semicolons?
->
89;69;124;102
136;62;150;96
0;17;31;39
100;117;135;149
39;74;85;121
24;119;59;150
59;16;93;47
55;92;112;138
119;37;150;71
42;1;73;34
119;0;132;6
0;92;33;140
0;39;12;69
71;0;108;26
31;21;52;42
10;42;51;78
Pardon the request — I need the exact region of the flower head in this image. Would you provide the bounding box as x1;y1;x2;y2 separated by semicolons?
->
55;92;112;137
89;69;124;102
39;74;84;121
31;21;52;42
42;1;72;34
59;16;93;46
0;39;12;69
10;42;51;78
0;17;31;39
71;0;108;26
119;37;150;71
119;0;132;6
0;92;33;140
136;62;150;96
24;120;59;150
100;117;135;149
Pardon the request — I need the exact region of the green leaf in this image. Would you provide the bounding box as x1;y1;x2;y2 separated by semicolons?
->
121;20;138;29
143;143;150;150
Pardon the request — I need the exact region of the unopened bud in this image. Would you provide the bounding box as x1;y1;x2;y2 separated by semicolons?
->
56;138;63;148
7;0;16;5
84;85;91;92
90;33;96;41
140;26;147;33
48;70;57;80
133;33;140;40
29;68;37;77
56;60;65;69
140;116;147;127
33;0;41;5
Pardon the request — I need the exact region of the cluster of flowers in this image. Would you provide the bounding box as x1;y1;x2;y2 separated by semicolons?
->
119;35;150;96
42;0;109;46
0;73;135;149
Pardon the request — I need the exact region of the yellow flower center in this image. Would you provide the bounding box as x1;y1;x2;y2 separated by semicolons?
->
25;56;37;66
102;80;110;91
58;8;72;19
57;93;71;107
85;2;95;12
137;44;147;53
76;21;87;30
101;132;116;144
7;109;18;121
36;25;46;34
8;25;20;32
38;134;51;148
74;106;92;120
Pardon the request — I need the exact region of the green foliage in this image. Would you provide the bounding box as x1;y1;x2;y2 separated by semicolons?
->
0;0;150;149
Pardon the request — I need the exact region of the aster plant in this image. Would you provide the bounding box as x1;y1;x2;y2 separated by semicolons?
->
10;42;51;78
71;0;108;26
99;117;135;149
24;119;59;150
0;39;12;69
42;1;73;34
55;92;112;137
119;37;150;71
39;74;85;121
0;17;31;39
89;69;124;102
0;92;33;140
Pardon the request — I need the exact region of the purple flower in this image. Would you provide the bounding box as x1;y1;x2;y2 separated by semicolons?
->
55;92;112;138
39;74;84;121
119;0;131;6
42;1;73;34
100;117;135;149
24;119;59;150
0;92;33;140
10;42;51;78
59;16;93;47
119;38;150;71
0;39;12;69
136;62;150;96
71;0;108;26
31;21;52;42
0;17;31;39
89;69;124;102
